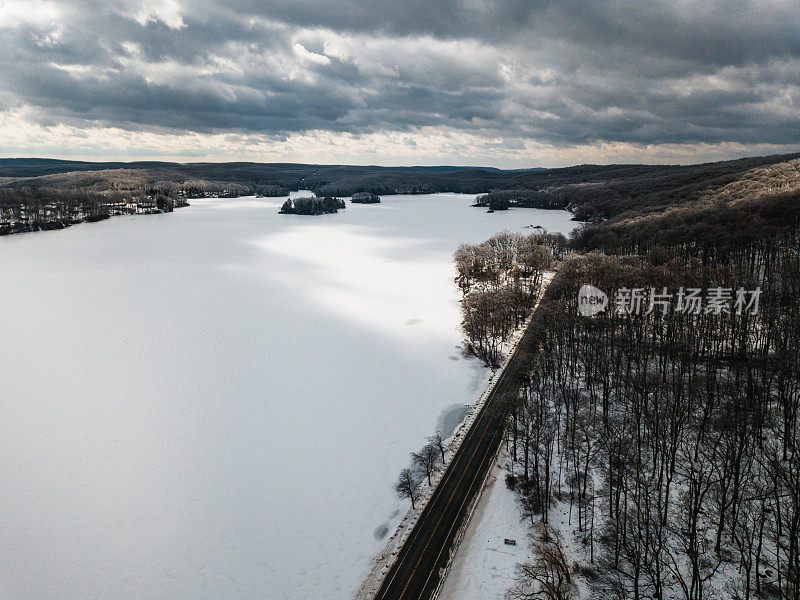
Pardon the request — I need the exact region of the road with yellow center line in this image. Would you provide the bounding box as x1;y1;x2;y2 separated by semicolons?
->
373;315;541;600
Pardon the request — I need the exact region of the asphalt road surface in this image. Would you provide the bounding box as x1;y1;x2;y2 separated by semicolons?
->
373;319;541;600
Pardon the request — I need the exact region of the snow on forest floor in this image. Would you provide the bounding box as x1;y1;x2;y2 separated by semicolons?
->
438;452;597;600
541;495;598;599
540;489;752;600
442;407;765;600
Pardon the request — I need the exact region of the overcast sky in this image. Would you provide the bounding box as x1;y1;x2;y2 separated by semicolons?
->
0;0;798;167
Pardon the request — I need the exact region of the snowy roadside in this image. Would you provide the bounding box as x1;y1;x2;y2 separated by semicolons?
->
437;449;533;600
437;450;598;600
354;271;555;600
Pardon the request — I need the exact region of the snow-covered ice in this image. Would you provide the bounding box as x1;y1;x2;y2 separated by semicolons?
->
0;193;575;600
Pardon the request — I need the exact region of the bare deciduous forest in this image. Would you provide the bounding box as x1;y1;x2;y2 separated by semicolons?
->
457;157;800;600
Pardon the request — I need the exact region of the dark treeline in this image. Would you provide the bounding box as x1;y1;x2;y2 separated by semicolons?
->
350;192;381;204
0;160;521;198
0;187;187;235
0;185;193;235
474;190;577;212
279;196;345;215
474;154;800;222
460;164;800;599
1;187;108;233
573;192;800;260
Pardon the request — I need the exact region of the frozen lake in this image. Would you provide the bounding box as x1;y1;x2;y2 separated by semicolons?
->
0;193;575;600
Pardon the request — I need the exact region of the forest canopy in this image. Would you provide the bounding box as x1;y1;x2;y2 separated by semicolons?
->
457;156;800;600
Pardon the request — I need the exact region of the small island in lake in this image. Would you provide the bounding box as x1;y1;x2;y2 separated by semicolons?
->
472;195;510;211
279;196;346;215
350;192;381;204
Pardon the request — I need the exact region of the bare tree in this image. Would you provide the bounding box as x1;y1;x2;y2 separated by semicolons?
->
412;444;440;486
428;431;447;463
395;468;421;509
456;171;800;600
508;527;576;600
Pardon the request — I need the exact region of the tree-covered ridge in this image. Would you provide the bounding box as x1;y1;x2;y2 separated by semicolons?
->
461;170;800;599
474;153;800;221
572;158;800;257
2;153;799;236
2;153;798;209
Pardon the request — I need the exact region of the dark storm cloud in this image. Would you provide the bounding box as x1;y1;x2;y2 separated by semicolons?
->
1;0;798;147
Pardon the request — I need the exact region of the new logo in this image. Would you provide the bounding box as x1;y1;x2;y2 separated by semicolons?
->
578;285;608;316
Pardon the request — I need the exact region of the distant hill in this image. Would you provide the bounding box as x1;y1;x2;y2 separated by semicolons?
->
2;153;799;222
472;153;800;219
0;160;546;196
0;159;545;178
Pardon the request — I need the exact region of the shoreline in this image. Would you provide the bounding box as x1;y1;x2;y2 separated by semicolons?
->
354;271;555;600
0;192;582;238
0;203;189;237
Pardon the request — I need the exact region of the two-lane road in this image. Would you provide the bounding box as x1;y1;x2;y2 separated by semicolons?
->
373;319;541;600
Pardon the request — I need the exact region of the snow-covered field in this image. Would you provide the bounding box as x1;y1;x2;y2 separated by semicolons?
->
0;193;574;600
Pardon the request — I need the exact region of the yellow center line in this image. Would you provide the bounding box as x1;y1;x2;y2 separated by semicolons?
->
376;278;549;600
418;402;507;595
375;390;494;598
396;373;510;600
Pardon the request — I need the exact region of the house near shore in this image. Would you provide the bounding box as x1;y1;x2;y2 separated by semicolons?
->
106;201;127;215
138;200;158;213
